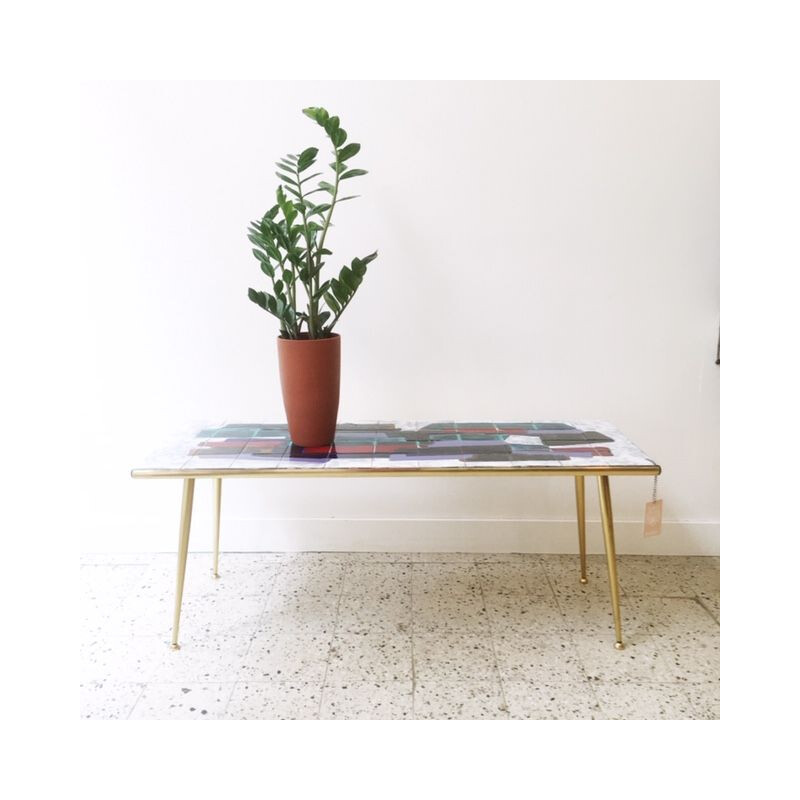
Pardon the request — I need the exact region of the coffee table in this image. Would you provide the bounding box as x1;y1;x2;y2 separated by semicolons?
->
132;420;660;650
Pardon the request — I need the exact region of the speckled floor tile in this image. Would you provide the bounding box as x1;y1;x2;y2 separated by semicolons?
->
413;632;498;682
657;633;720;684
410;553;481;563
224;681;321;719
261;591;339;633
320;681;413;719
412;563;482;595
542;555;623;598
239;630;332;682
614;555;697;596
81;565;150;601
484;594;567;635
492;633;587;683
593;681;699;720
475;553;542;563
412;592;490;633
81;635;167;683
414;679;509;720
337;592;412;635
129;682;235;720
477;562;553;596
270;562;345;597
118;593;267;639
150;634;253;682
327;632;412;682
341;563;412;595
574;635;681;683
685;682;720;719
558;596;680;636
696;591;720;624
503;680;604;720
80;681;145;719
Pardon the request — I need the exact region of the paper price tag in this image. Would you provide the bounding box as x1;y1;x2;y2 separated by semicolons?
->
644;499;663;537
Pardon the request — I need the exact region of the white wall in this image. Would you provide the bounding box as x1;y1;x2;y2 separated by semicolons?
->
79;81;719;555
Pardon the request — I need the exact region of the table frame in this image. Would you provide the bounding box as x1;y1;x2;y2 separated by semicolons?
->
133;464;660;651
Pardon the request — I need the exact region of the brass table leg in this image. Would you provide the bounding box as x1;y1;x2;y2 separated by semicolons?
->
574;476;588;584
597;475;625;650
212;478;222;579
171;478;195;650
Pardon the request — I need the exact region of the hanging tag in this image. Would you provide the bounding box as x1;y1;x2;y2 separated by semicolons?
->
644;475;663;537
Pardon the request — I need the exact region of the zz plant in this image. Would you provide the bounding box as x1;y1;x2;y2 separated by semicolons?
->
247;107;377;339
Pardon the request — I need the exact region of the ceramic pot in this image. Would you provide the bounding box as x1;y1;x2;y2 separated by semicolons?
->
277;333;340;446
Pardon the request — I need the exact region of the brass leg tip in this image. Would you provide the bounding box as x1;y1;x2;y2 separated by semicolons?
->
171;643;181;651
213;573;220;579
614;641;625;651
579;577;588;585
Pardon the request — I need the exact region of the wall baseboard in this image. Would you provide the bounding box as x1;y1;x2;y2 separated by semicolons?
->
87;516;720;555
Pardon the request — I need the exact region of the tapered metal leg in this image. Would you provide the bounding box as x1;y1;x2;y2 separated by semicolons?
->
574;476;588;584
597;475;624;650
171;478;195;650
212;478;222;579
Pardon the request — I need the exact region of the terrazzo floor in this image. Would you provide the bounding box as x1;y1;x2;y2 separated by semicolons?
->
80;552;720;720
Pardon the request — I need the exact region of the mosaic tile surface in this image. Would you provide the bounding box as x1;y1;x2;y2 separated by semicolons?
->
133;420;658;473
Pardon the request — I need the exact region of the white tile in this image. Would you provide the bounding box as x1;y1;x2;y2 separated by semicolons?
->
477;562;553;596
81;635;167;683
270;562;345;597
337;592;412;635
149;634;252;682
412;563;481;595
413;632;497;682
412;592;490;633
484;594;567;635
503;680;603;720
593;681;700;720
492;633;588;683
341;563;412;596
414;679;509;720
80;681;144;720
573;634;681;683
261;592;339;634
326;632;412;682
320;681;413;720
225;681;321;720
129;682;235;720
239;630;332;682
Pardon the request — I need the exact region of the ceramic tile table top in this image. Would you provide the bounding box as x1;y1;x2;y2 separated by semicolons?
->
132;421;660;651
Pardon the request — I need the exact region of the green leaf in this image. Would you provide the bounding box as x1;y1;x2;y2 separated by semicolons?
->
310;203;331;216
274;280;284;294
338;143;361;161
316;311;331;327
248;288;267;309
276;171;298;185
361;250;378;266
318;181;336;194
297;147;318;171
282;269;293;284
261;261;275;278
337;195;360;202
302;107;329;125
324;292;341;314
341;169;367;180
323;115;340;137
332;127;347;148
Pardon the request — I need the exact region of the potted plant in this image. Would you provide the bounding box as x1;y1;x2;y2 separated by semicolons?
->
247;107;378;446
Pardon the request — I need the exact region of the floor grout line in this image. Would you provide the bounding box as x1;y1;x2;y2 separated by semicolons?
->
478;565;510;717
316;564;346;719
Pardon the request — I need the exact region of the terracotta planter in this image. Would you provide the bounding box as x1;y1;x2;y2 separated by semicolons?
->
277;333;340;446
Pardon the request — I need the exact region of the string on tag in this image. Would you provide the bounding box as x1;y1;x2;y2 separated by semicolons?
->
652;474;659;502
